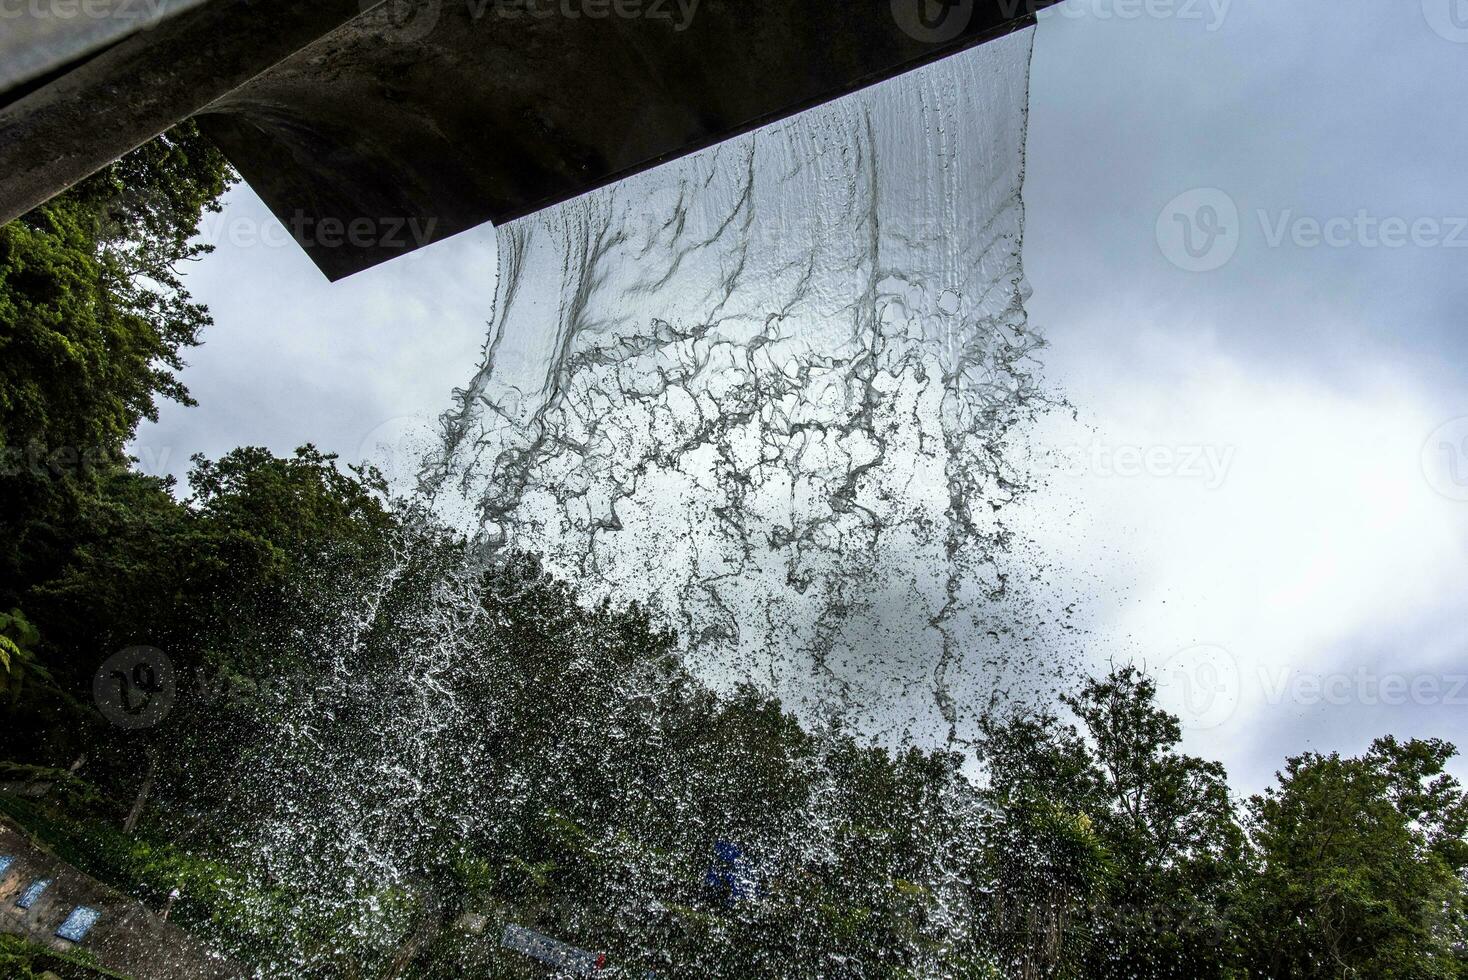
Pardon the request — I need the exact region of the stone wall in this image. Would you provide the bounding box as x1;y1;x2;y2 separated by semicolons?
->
0;819;240;980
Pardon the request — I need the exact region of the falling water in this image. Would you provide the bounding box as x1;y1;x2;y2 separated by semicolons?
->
211;27;1093;977
426;28;1065;746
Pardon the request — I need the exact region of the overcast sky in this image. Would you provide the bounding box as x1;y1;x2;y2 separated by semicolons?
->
133;0;1468;794
1022;0;1468;792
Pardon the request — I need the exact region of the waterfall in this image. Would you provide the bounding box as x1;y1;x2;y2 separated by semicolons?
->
214;28;1089;977
426;28;1062;747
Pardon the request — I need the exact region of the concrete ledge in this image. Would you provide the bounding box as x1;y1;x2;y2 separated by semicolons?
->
201;0;1055;280
0;0;1051;281
0;0;211;96
0;0;381;228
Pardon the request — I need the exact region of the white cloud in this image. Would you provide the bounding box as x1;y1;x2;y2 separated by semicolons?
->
1013;321;1468;791
130;186;496;490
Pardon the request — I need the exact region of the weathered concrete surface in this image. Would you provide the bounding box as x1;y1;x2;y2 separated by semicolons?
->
0;0;1052;281
0;817;241;979
200;0;1055;280
0;0;381;228
0;0;210;96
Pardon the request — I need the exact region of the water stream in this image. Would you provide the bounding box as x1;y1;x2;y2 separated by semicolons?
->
424;28;1069;747
218;28;1091;976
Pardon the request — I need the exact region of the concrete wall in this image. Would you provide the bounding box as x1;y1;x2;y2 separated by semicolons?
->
0;0;210;95
0;819;240;980
0;0;1050;281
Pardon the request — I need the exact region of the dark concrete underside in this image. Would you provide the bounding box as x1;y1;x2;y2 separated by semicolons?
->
202;0;1053;280
2;0;1054;281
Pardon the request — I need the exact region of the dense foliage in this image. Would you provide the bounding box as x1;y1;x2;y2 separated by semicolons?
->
0;122;233;609
1;130;1465;979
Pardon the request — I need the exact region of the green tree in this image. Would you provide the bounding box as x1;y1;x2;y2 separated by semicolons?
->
0;121;231;456
976;708;1111;979
1235;736;1468;979
976;668;1244;979
1064;667;1243;979
0;121;233;608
